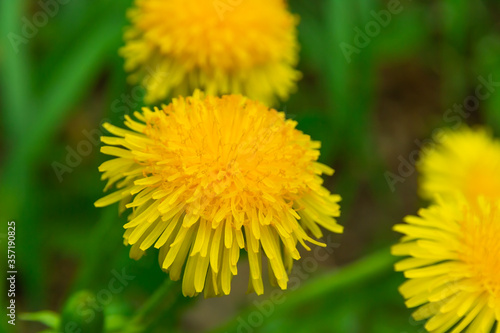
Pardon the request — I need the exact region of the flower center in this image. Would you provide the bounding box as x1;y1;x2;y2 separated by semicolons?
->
142;96;318;222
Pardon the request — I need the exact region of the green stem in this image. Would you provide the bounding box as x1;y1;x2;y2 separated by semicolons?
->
126;279;177;332
210;247;396;333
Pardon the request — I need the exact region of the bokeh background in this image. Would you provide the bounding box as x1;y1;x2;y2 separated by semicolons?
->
1;0;499;332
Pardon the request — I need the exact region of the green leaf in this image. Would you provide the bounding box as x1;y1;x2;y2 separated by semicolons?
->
20;311;60;329
0;0;33;144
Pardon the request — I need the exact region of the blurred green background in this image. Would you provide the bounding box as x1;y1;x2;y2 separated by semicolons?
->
1;0;499;332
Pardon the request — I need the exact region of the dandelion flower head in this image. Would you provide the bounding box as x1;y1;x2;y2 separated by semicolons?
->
393;196;500;333
95;92;342;297
120;0;301;105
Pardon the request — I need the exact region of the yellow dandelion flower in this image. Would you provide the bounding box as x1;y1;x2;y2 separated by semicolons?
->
120;0;301;106
393;196;500;333
418;127;500;201
95;92;342;297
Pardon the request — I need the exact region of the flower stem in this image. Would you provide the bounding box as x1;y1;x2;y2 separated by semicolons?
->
210;246;396;333
126;279;177;332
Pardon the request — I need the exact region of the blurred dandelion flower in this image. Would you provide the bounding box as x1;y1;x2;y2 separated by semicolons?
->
393;196;500;333
95;92;342;297
120;0;301;105
418;127;500;201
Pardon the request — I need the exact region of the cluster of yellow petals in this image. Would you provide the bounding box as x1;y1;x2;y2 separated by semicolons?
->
393;197;500;333
120;0;301;105
96;92;342;297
